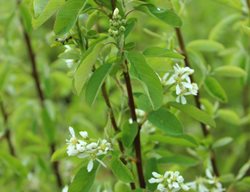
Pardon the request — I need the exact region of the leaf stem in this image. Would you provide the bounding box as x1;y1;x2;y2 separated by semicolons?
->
175;27;220;177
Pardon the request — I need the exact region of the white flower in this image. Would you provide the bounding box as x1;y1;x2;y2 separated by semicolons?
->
161;64;198;105
66;127;79;156
62;185;68;192
66;127;112;172
149;171;189;192
79;131;88;139
113;8;119;18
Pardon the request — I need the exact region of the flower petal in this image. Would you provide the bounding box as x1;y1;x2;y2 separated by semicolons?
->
87;160;94;172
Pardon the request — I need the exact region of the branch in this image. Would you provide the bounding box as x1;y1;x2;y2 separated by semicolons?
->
175;27;220;176
123;60;146;188
0;102;16;156
17;5;63;188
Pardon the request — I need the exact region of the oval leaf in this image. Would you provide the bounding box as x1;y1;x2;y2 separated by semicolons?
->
74;43;103;95
204;76;228;103
148;107;183;136
126;51;163;110
85;63;113;105
32;0;65;29
214;66;246;78
169;102;216;127
143;47;184;59
68;163;98;192
110;157;134;183
136;4;182;27
54;0;87;35
187;40;224;52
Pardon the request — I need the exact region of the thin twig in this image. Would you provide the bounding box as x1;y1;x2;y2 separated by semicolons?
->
123;60;146;188
17;3;63;187
0;102;16;156
175;28;220;177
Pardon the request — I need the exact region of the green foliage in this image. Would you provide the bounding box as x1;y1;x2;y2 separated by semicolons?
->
68;163;98;192
54;0;87;35
127;51;163;110
148;107;183;136
204;76;228;102
110;156;134;183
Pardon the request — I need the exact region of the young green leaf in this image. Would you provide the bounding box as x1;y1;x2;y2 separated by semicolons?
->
143;47;184;59
85;63;113;106
187;40;224;52
68;163;98;192
158;155;199;167
114;181;131;192
51;146;67;162
126;51;163;110
54;0;87;35
168;102;216;127
148;107;183;136
217;109;240;125
209;14;241;41
121;122;138;148
74;43;103;95
32;0;65;29
110;157;134;183
136;4;182;27
212;137;233;149
214;66;246;78
204;76;228;103
150;134;198;148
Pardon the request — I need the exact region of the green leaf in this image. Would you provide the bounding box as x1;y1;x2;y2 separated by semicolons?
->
0;151;27;176
125;18;137;37
204;76;228;103
54;0;87;35
148;107;183;136
209;14;241;40
68;163;98;192
114;181;131;192
169;102;216;127
143;47;184;59
51;146;67;162
236;160;250;180
20;2;32;33
110;157;134;183
212;137;233;148
158;155;199;167
217;109;240;125
150;134;198;148
74;43;103;95
121;122;138;148
0;64;10;91
32;0;65;29
33;0;49;17
126;51;163;110
214;66;246;78
187;40;224;52
41;101;56;144
85;63;113;105
134;92;153;112
137;4;182;27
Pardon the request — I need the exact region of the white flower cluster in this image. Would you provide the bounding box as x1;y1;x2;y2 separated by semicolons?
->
187;169;225;192
66;127;112;172
108;8;126;38
149;171;189;192
162;64;198;105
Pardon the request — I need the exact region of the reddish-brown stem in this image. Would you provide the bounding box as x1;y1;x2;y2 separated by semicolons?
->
175;27;220;177
123;60;146;188
0;102;16;156
18;11;63;188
